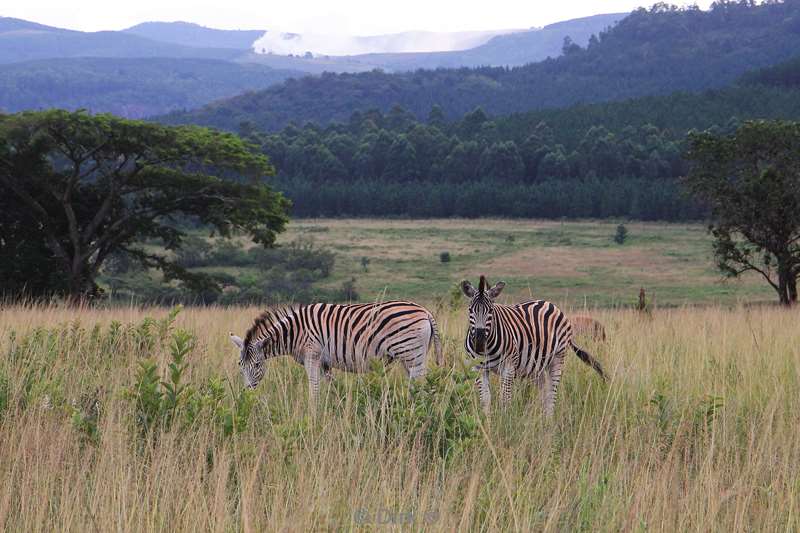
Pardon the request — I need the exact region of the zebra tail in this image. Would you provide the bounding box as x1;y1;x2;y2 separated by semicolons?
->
570;340;607;381
429;317;444;366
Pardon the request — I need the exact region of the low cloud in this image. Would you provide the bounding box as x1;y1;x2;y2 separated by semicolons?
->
251;29;519;57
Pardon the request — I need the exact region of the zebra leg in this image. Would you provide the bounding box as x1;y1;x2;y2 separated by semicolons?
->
303;348;322;410
474;368;491;413
392;343;428;385
403;362;427;381
543;350;567;417
322;360;334;382
500;363;516;409
535;371;551;410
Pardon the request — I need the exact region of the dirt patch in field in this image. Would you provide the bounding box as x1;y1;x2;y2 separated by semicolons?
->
478;246;705;281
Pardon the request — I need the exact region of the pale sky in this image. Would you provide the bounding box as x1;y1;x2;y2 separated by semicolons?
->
4;0;714;35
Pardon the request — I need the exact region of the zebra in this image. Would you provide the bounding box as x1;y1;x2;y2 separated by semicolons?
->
461;276;606;415
229;301;443;405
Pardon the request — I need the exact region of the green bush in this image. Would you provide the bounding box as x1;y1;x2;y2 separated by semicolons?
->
614;224;628;244
336;361;480;462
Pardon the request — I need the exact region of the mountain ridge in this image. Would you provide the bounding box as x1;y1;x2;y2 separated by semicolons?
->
160;2;800;132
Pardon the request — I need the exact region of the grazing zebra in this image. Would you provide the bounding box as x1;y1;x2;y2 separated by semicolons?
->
461;276;606;415
570;315;607;342
229;301;443;404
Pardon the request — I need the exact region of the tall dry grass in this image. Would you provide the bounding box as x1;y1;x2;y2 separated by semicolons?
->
0;302;798;531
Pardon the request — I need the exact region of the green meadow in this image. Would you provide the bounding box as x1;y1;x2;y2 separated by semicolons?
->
272;219;774;307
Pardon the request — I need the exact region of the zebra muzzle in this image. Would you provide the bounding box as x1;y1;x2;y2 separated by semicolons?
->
474;328;487;354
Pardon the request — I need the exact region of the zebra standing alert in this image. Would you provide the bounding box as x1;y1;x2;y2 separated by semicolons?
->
462;276;606;415
229;301;442;405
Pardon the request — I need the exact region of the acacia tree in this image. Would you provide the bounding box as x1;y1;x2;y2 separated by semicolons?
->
685;120;800;305
0;110;289;303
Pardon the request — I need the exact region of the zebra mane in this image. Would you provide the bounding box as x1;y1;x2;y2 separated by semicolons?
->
243;305;301;347
479;275;488;293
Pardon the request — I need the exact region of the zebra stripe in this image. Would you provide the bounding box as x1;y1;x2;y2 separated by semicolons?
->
229;301;442;405
461;276;605;415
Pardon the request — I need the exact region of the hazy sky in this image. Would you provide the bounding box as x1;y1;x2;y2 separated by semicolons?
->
5;0;715;34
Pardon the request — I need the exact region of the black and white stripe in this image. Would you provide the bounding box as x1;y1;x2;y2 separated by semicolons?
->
230;301;442;405
461;276;606;415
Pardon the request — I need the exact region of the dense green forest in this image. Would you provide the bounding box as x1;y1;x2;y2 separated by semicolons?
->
238;55;800;219
163;1;800;132
0;58;301;118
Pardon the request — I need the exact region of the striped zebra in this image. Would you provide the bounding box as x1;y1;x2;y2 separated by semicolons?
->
229;301;443;404
461;276;606;415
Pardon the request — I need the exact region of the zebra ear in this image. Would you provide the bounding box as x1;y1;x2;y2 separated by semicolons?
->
254;336;270;355
229;333;244;349
460;280;476;298
487;281;506;299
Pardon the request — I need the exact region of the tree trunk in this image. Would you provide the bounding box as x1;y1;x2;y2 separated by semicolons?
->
777;260;793;306
66;264;96;307
789;275;798;305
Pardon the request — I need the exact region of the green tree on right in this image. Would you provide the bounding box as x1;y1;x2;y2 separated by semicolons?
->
685;120;800;305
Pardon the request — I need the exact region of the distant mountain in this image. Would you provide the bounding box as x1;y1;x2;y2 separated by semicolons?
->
161;2;800;132
0;16;242;64
124;21;264;50
0;17;59;33
0;13;626;74
351;13;626;71
0;57;302;117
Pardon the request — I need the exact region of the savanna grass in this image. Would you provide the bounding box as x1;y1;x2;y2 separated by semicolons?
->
0;302;798;531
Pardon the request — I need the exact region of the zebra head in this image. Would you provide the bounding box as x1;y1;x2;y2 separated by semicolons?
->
229;332;269;389
461;275;506;354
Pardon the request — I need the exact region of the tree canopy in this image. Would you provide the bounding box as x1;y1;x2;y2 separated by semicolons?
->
0;110;289;302
685;120;800;305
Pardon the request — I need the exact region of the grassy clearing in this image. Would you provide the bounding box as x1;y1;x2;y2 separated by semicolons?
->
1;303;799;531
273;219;775;307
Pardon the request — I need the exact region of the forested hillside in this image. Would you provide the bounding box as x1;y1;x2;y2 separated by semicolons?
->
237;55;800;219
163;1;800;132
0;58;301;117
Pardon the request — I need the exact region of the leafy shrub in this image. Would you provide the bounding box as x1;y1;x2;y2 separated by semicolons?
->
336;277;359;302
449;283;465;310
614;224;628;244
337;361;481;462
175;236;214;268
70;396;100;447
440;251;451;263
126;328;193;438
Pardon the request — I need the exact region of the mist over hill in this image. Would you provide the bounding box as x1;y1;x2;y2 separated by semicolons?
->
345;13;626;71
251;29;516;56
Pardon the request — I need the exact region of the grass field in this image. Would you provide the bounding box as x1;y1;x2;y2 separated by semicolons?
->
272;219;775;308
1;302;799;531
